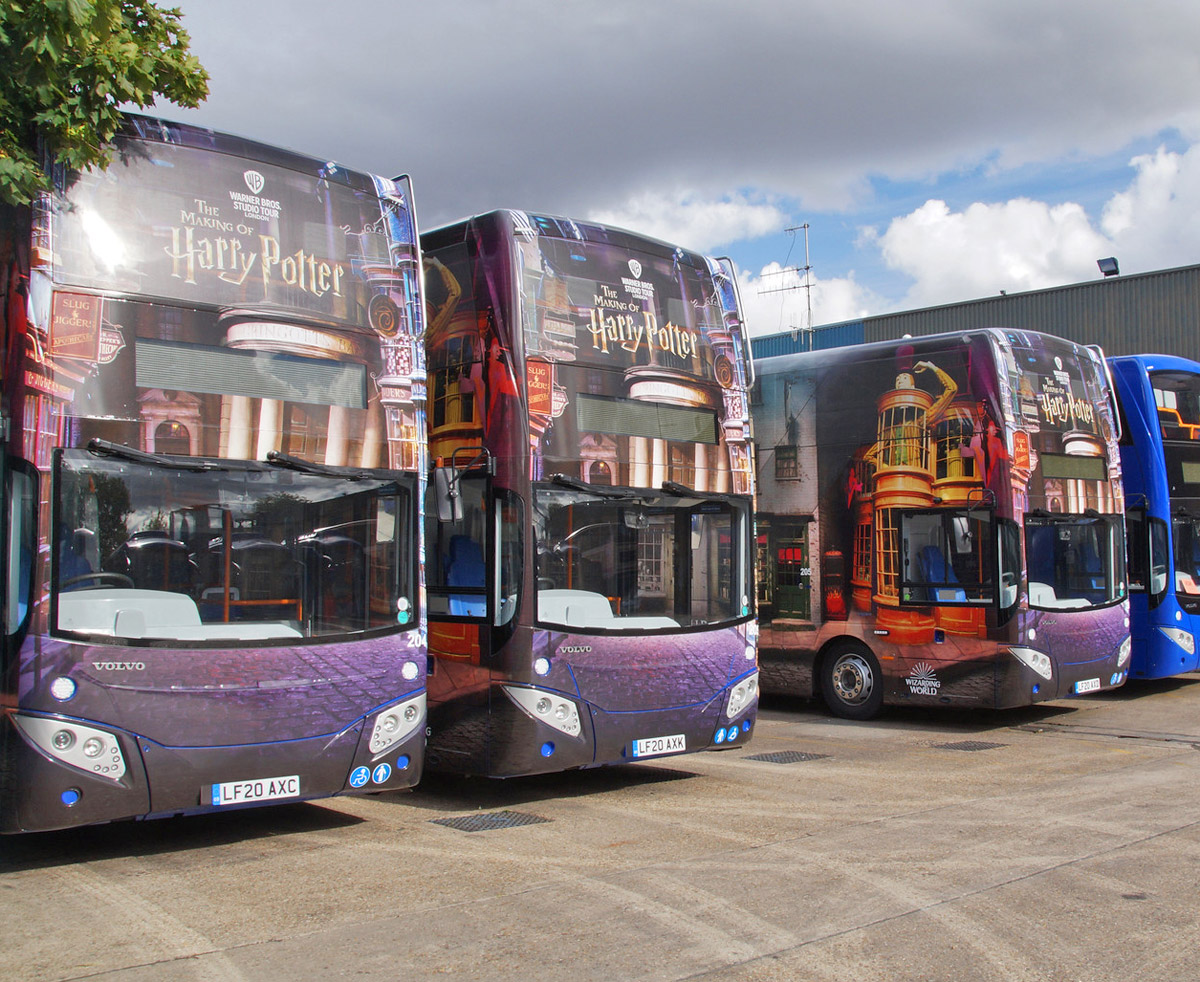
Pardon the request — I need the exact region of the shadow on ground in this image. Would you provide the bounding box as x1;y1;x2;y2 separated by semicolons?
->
0;800;363;872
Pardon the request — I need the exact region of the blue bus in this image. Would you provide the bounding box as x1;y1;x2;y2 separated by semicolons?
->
0;115;428;831
1109;354;1200;677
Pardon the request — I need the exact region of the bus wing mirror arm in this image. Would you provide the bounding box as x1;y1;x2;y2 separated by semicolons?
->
434;466;463;523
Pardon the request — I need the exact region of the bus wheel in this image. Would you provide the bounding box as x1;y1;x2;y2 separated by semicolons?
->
820;644;883;720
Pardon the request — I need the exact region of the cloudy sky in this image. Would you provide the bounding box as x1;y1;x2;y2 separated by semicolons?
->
158;0;1200;337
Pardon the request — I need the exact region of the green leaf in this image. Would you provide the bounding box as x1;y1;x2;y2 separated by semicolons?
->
0;0;209;204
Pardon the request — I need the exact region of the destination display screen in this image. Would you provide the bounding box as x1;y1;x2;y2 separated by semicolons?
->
576;394;718;445
1039;452;1107;482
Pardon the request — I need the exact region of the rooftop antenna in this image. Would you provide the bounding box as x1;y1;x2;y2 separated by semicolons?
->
757;223;813;341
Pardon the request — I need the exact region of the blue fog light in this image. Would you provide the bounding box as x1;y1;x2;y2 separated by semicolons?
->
540;742;555;758
397;754;410;770
61;788;81;807
742;720;752;733
1032;684;1040;695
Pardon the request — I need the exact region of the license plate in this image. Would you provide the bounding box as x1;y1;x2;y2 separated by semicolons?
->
210;774;300;806
1075;678;1101;694
632;733;686;758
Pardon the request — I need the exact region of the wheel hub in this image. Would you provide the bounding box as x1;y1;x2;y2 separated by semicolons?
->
832;655;873;704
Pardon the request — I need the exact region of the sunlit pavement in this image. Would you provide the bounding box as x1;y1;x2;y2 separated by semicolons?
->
5;675;1200;981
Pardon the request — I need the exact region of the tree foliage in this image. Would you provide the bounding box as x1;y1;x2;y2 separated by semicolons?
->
0;0;209;206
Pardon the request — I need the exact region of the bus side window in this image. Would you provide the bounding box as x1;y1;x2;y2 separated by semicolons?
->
1126;508;1148;593
6;466;37;635
1126;508;1168;606
997;517;1020;621
1148;515;1169;606
494;490;523;631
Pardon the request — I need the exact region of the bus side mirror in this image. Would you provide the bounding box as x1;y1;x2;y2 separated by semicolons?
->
434;466;463;523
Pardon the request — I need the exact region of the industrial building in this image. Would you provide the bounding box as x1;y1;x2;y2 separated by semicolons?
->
749;261;1200;360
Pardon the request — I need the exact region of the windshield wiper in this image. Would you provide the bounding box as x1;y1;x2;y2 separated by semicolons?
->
266;450;366;480
88;439;226;472
549;473;634;499
660;480;732;502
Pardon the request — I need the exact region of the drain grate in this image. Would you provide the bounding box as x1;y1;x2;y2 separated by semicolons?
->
933;740;1008;752
743;750;830;764
430;810;550;832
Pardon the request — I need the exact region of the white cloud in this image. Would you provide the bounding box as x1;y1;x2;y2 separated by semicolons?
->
738;262;885;338
169;1;1200;228
162;2;1200;322
861;142;1200;313
867;198;1111;309
587;191;786;255
1102;144;1200;269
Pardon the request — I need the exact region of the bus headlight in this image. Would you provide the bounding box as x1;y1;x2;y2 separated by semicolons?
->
368;693;426;757
11;714;127;782
1157;627;1195;656
1115;636;1132;667
1009;646;1053;681
503;686;582;738
725;672;759;719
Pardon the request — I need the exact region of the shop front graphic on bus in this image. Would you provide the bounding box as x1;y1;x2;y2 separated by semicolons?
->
0;115;427;832
754;329;1129;719
422;210;758;776
1109;354;1200;677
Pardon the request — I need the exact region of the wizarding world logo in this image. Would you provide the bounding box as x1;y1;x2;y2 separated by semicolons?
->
904;662;941;696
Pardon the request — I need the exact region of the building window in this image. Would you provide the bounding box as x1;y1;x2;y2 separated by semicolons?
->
775;445;799;480
638;524;666;596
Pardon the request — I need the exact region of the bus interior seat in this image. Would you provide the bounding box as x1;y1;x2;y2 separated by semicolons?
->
447;535;486;616
113;532;194;593
918;545;967;603
1026;529;1056;588
1078;541;1103;591
57;526;92;589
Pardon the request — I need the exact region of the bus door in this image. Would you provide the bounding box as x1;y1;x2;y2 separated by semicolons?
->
775;523;813;621
428;451;494;663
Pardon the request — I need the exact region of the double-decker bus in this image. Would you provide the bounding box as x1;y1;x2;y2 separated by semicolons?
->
420;211;758;776
1109;354;1200;677
753;329;1130;719
0;115;428;832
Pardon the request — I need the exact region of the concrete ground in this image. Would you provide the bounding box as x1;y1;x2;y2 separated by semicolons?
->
4;674;1200;981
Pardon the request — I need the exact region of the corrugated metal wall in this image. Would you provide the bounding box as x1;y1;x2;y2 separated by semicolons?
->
750;263;1200;360
750;321;864;358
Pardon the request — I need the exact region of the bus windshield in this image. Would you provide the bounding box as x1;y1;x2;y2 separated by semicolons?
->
1172;513;1200;606
534;484;749;632
52;449;414;643
1025;513;1126;611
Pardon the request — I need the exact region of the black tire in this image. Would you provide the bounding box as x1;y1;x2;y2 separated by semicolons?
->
820;643;884;720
